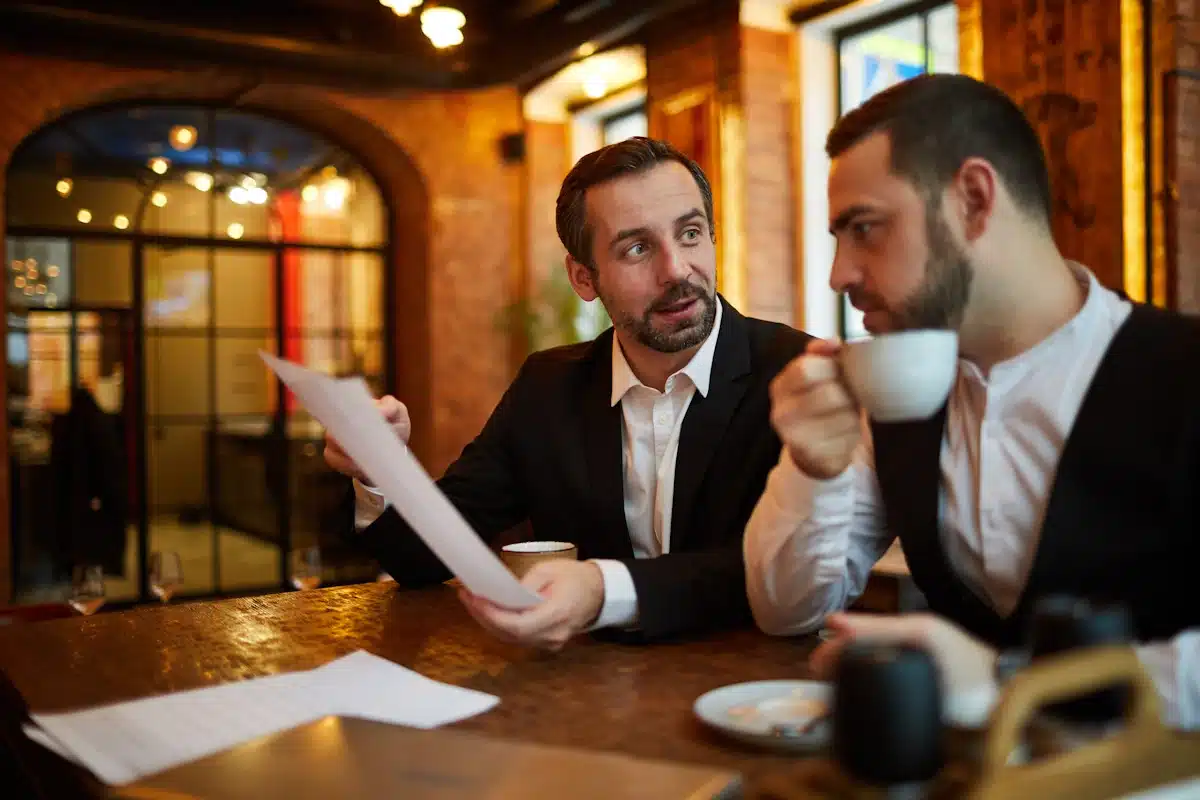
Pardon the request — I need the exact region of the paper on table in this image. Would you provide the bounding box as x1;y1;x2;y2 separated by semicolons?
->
27;650;499;786
259;351;541;610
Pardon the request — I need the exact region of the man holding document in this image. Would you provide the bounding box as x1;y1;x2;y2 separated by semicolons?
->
326;137;812;649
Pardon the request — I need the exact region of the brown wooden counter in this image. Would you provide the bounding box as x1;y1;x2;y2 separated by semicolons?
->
0;582;819;785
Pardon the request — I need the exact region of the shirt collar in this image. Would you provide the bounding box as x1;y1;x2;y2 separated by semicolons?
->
610;297;724;406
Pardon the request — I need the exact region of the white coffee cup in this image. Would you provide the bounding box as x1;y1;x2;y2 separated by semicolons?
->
839;330;959;422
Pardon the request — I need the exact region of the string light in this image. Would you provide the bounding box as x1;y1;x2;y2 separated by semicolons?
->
56;178;73;198
227;222;245;240
151;192;168;208
77;209;92;224
114;214;130;230
169;125;197;151
185;172;213;192
148;157;170;175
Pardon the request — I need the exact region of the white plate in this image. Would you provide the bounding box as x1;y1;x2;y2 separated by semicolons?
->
693;680;833;753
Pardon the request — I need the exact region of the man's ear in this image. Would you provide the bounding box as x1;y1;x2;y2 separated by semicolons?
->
565;255;598;302
949;157;998;243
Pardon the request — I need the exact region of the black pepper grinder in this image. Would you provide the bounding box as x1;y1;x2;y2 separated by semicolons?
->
831;641;945;798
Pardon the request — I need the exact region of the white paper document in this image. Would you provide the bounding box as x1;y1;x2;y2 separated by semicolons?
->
26;650;499;786
259;352;541;609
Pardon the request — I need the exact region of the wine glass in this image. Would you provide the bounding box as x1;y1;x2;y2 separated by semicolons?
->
149;551;184;603
290;546;322;591
69;565;106;616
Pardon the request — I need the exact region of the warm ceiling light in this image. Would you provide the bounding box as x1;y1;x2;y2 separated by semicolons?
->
151;191;168;208
248;187;269;205
56;178;73;198
582;76;607;99
148;157;170;175
185;171;213;192
77;209;92;224
322;177;351;211
114;214;130;230
421;5;465;48
240;175;257;190
577;42;596;57
387;0;421;15
228;186;249;205
301;184;319;203
169;125;197;151
227;222;245;240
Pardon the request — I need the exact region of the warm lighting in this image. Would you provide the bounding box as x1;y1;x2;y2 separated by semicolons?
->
321;165;338;180
240;175;257;190
151;191;168;208
577;42;596;57
26;266;37;280
322;177;350;211
46;293;57;307
169;125;197;151
113;214;130;230
421;5;465;48
14;276;24;289
386;0;421;16
56;178;73;198
36;284;46;295
301;184;319;203
47;265;59;278
226;222;245;240
248;187;269;205
228;186;249;205
25;259;36;270
148;157;170;175
185;172;213;192
23;285;33;296
582;76;607;99
10;261;20;271
77;209;92;224
1121;0;1146;303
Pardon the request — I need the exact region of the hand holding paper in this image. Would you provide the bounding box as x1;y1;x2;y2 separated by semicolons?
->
260;352;541;610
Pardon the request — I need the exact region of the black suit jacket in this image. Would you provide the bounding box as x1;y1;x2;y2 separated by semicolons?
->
353;297;812;639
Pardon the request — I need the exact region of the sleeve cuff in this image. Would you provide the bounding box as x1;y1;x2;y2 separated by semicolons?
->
767;449;857;520
1136;632;1200;730
588;559;639;630
353;478;388;531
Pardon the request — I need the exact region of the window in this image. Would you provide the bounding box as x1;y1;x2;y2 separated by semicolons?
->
601;106;648;145
6;104;389;605
835;1;957;339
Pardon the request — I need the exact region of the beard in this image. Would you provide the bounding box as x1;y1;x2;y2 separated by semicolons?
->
605;280;718;354
851;209;973;333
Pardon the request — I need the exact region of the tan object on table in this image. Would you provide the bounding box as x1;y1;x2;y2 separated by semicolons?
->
113;716;742;799
499;540;578;579
751;646;1200;800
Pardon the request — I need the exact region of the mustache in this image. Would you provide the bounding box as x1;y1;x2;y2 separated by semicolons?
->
650;281;706;312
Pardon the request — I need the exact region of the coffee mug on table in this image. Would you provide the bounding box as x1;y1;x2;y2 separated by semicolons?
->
839;329;959;422
500;541;578;579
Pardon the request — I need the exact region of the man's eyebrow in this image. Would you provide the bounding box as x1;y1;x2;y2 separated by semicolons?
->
610;208;707;246
674;208;706;227
829;204;876;235
610;225;651;246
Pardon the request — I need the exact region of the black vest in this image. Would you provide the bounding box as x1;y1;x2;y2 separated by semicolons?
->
871;303;1200;648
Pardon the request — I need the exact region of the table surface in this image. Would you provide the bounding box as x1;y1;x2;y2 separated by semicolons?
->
0;582;819;784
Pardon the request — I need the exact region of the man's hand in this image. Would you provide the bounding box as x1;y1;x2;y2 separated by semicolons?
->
324;395;410;483
770;339;862;480
457;560;606;651
810;612;997;696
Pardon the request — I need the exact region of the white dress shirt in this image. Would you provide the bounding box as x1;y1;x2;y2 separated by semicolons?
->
744;265;1199;729
356;299;724;631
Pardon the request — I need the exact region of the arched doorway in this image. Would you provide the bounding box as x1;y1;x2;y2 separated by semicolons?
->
5;103;391;605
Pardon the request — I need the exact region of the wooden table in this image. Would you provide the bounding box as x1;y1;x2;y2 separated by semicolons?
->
0;583;820;786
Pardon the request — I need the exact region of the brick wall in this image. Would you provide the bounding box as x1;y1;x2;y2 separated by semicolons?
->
0;53;523;597
1159;0;1200;312
741;25;796;326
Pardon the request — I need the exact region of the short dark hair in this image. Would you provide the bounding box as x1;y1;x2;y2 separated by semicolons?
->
556;136;714;269
826;74;1052;223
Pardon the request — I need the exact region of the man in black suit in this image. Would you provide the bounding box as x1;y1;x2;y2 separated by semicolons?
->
326;137;811;649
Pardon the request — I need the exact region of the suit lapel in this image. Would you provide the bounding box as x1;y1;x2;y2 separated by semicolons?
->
670;299;752;550
581;329;636;559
